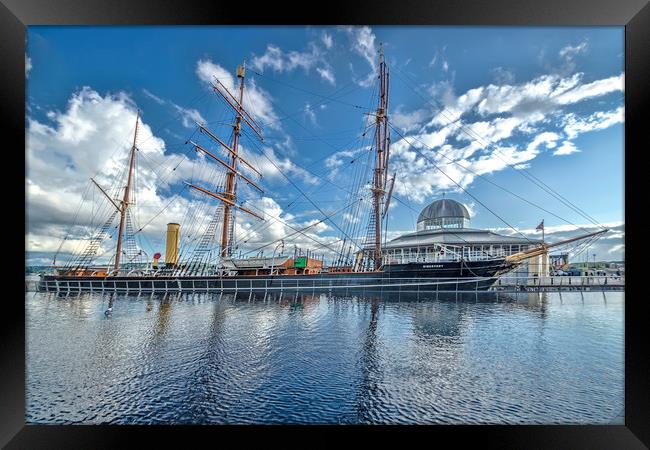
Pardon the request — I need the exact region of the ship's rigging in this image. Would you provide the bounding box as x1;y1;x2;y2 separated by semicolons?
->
363;45;390;272
53;46;610;277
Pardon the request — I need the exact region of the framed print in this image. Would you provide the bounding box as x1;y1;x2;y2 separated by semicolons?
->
5;0;649;447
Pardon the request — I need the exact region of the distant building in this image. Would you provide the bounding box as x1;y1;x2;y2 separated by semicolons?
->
550;253;569;268
383;198;547;277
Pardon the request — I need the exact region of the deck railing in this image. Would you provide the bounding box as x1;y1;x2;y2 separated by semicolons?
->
383;249;507;265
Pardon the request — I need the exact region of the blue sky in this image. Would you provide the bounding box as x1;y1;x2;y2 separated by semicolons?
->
26;26;624;265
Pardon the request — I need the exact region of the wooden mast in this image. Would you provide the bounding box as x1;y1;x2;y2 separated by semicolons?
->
371;44;389;270
188;61;264;265
113;110;140;272
220;62;246;258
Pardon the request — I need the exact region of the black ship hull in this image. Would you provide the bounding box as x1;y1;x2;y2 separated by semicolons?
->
38;259;516;294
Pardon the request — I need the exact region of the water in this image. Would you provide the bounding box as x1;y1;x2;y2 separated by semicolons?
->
25;290;624;424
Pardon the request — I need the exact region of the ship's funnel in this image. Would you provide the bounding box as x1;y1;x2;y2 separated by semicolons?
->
165;223;180;267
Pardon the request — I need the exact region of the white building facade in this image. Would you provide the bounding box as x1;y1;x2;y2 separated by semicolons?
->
383;198;548;277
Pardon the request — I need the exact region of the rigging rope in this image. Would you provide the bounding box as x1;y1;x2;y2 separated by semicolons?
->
388;124;534;244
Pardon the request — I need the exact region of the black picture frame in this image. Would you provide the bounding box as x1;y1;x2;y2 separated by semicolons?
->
6;0;648;447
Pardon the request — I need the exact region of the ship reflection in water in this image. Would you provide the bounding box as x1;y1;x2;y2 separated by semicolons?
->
26;290;624;424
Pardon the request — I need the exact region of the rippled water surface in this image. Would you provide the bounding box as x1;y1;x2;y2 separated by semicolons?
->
26;290;624;424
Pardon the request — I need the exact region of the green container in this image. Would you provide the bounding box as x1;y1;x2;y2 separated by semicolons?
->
294;257;307;268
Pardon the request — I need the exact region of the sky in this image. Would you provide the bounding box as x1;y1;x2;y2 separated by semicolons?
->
25;26;625;266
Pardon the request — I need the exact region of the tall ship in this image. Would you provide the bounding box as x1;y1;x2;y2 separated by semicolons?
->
38;47;607;293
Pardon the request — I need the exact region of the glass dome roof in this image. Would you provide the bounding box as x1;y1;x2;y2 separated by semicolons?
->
417;199;470;223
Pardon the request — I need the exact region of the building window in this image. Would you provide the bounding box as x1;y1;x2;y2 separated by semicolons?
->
418;217;470;231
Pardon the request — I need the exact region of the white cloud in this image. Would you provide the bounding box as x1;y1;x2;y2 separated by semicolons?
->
377;68;625;201
325;146;370;178
236;196;296;246
229;195;344;260
304;102;317;125
252;43;320;73
553;141;580;156
513;163;531;170
427;84;483;127
563;106;624;139
321;32;333;49
142;88;165;105
554;74;624;105
429;48;450;76
467;144;539;177
301;218;331;234
141;88;206;128
196;58;280;129
457;116;524;146
172;104;205;128
251;42;335;85
490;66;515;85
608;244;624;254
28;87;160;183
252;146;319;186
464;201;477;218
470;72;624;118
26;87;203;262
558;40;588;73
343;26;377;87
527;131;560;152
26;95;328;265
26;54;32;76
391;106;431;133
316;67;336;85
420;74;623;140
250;45;285;72
25;87;351;266
559;41;588;60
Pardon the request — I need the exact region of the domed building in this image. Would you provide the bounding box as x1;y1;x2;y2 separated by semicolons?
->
416;198;471;231
383;198;547;276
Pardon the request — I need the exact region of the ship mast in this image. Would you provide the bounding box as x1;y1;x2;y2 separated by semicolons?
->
185;60;265;265
370;44;390;270
220;63;246;258
113;110;140;272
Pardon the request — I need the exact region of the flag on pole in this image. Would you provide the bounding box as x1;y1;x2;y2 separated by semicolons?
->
536;219;545;243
